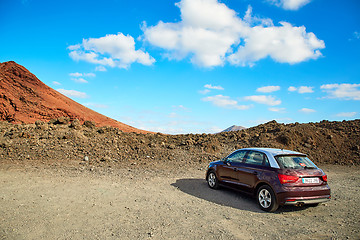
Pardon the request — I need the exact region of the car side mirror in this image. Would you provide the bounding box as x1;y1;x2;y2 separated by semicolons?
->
223;158;231;166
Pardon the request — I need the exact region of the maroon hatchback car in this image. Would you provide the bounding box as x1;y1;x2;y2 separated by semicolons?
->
206;148;331;212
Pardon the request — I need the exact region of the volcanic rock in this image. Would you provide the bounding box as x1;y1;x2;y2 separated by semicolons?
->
0;119;359;168
0;61;149;133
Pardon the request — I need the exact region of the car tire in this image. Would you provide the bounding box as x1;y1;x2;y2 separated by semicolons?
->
257;185;279;212
207;171;219;189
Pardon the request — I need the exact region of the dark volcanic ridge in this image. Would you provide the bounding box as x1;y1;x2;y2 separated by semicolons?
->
0;61;149;133
1;119;359;170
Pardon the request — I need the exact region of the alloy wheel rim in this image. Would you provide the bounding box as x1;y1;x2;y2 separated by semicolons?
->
208;173;216;187
259;189;271;208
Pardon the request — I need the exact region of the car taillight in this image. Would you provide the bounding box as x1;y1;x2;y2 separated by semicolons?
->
278;174;299;184
321;175;328;182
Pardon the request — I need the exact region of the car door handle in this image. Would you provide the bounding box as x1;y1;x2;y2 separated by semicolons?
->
234;168;238;171
253;171;258;175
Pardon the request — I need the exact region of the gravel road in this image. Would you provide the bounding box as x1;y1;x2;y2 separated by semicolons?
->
0;163;359;239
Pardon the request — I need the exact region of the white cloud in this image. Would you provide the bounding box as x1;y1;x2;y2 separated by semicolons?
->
172;105;189;111
200;83;224;94
257;85;280;93
95;66;107;72
349;31;360;41
143;0;244;67
72;78;88;84
321;83;360;100
335;112;357;117
299;108;316;113
147;126;185;134
298;86;314;93
69;73;94;84
288;86;297;92
206;126;224;133
125;111;214;134
244;95;281;106
57;89;88;98
84;103;109;109
52;81;61;86
202;94;252;110
69;72;83;77
268;107;286;112
85;73;95;77
143;0;324;68
69;50;116;66
204;84;224;90
267;0;311;10
244;6;273;27
228;21;324;66
168;112;178;118
69;33;155;69
288;86;314;93
67;44;80;51
353;31;360;40
199;89;211;95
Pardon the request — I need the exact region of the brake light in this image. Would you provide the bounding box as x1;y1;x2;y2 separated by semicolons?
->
278;174;299;184
321;175;328;182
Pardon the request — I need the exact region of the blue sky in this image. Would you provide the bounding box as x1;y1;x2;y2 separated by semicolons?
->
1;0;359;133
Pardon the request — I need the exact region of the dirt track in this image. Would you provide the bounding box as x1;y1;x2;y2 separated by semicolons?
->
0;163;359;239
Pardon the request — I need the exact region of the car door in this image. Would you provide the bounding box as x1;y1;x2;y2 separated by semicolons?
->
237;150;270;193
217;150;246;188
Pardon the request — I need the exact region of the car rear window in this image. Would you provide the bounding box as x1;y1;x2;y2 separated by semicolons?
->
275;155;317;169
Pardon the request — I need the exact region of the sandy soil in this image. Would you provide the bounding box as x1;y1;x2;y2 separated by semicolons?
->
0;163;359;240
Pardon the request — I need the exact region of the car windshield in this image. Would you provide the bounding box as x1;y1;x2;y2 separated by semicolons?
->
275;155;317;169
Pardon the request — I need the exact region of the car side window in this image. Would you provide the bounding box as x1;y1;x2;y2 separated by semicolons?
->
244;151;270;166
226;150;246;163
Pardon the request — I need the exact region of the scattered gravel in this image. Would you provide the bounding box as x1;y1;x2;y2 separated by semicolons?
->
0;163;359;239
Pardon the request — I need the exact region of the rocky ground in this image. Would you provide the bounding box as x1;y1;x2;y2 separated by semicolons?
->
0;118;359;170
0;163;359;239
1;119;360;239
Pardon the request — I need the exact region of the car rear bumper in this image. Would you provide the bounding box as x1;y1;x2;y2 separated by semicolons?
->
276;184;331;206
283;196;330;205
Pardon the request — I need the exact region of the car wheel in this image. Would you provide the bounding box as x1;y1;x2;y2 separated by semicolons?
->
207;171;219;189
257;185;279;212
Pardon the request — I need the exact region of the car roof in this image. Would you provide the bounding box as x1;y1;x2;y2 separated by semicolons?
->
238;147;306;157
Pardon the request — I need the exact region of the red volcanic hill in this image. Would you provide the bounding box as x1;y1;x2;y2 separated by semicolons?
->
0;61;150;133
